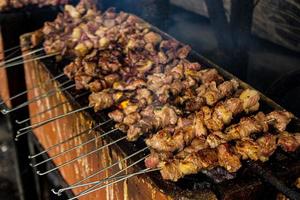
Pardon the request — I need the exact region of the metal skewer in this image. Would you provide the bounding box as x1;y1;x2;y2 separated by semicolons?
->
84;155;148;189
68;156;150;199
0;45;23;63
3;52;45;67
0;47;45;67
15;105;93;139
16;100;69;124
2;52;59;69
1;45;20;55
0;73;65;107
3;47;21;61
72;168;158;199
65;157;148;195
2;80;74;114
28;119;112;159
36;129;122;176
52;146;148;195
15;91;89;124
54;167;158;196
31;127;123;168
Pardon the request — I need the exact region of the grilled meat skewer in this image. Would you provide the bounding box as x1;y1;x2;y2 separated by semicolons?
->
155;132;299;181
87;68;223;140
106;69;238;141
40;3;191;68
121;79;240;141
89;65;223;112
145;89;263;152
145;110;294;178
145;110;293;170
41;1;100;56
88;63;197;112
